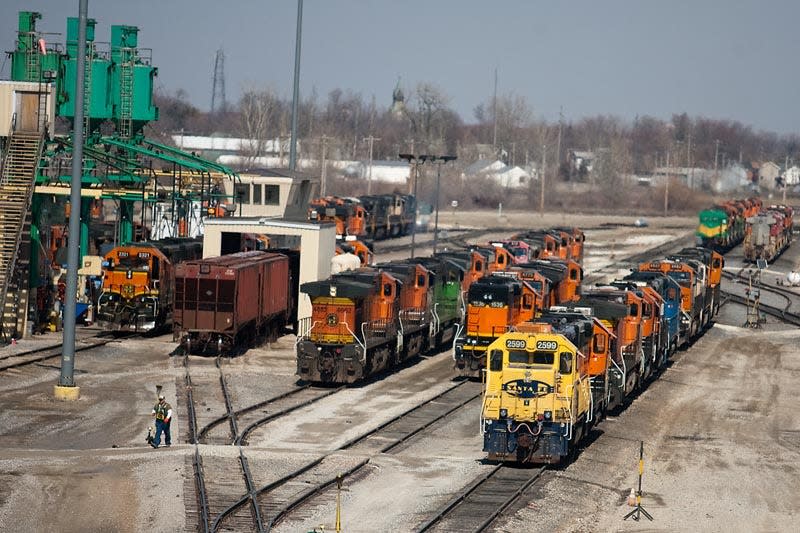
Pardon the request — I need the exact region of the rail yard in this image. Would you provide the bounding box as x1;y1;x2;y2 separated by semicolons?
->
2;6;800;533
0;210;799;532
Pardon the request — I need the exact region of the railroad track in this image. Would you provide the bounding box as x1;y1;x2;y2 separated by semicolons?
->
415;464;547;533
374;227;528;255
183;354;266;533
0;334;124;373
183;354;348;532
583;230;697;284
722;267;800;315
208;379;481;532
720;290;800;326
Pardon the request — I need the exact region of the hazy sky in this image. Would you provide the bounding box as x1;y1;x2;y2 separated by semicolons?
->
2;1;799;134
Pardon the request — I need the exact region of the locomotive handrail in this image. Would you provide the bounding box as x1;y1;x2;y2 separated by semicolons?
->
451;323;464;360
295;318;316;344
610;356;626;401
432;303;440;335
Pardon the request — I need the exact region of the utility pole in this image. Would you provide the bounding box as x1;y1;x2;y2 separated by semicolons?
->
714;139;720;186
540;144;547;217
664;150;670;216
784;154;789;204
400;154;427;258
56;0;88;401
404;139;416;194
556;106;563;174
320;135;328;196
288;0;303;171
432;155;457;254
492;67;498;149
687;133;693;189
363;135;380;194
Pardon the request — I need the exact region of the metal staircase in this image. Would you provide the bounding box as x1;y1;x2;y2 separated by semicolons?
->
0;131;44;339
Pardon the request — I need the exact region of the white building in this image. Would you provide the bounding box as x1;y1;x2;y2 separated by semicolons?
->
171;134;298;158
462;159;533;189
784;165;800;186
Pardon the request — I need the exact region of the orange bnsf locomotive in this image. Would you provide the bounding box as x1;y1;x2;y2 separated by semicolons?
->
296;256;464;383
96;238;203;332
453;256;583;377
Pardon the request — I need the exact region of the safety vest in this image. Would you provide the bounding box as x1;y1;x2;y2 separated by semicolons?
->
154;402;171;421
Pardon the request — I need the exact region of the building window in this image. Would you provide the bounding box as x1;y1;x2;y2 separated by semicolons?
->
265;184;280;206
235;183;250;204
253;184;262;205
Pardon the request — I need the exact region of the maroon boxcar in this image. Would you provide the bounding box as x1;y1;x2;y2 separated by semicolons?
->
173;251;293;354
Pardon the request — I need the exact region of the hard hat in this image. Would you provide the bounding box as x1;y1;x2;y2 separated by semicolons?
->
158;394;165;400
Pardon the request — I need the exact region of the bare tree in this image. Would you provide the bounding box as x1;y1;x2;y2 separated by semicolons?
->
237;87;280;163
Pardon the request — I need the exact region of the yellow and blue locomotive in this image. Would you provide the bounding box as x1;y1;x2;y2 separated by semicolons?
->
482;313;611;464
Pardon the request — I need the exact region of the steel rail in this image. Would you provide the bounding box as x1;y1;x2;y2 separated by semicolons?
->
214;357;239;441
721;291;800;326
473;466;548;532
267;381;479;530
196;384;312;443
214;380;476;531
234;386;346;445
722;270;795;314
184;355;211;533
0;337;120;372
415;465;546;532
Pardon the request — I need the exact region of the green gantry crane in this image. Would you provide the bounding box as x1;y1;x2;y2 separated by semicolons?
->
1;11;240;339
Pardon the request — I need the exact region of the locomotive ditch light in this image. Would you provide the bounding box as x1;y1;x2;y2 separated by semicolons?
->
544;410;552;420
499;408;508;418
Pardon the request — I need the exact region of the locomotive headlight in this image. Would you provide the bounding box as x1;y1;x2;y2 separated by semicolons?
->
544;410;552;420
499;408;508;418
330;286;337;297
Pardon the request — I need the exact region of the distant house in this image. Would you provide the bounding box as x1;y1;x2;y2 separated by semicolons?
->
785;165;800;186
462;159;532;189
568;150;596;179
758;161;781;188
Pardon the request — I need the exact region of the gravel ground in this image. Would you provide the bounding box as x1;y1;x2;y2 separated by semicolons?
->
5;211;798;533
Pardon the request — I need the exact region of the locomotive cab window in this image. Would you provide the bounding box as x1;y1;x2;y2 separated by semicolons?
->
489;349;503;371
151;259;160;280
629;303;639;317
383;283;392;296
508;349;529;365
559;352;573;374
417;274;426;287
475;260;483;272
570;268;579;280
593;334;606;353
508;350;555;366
522;294;533;310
